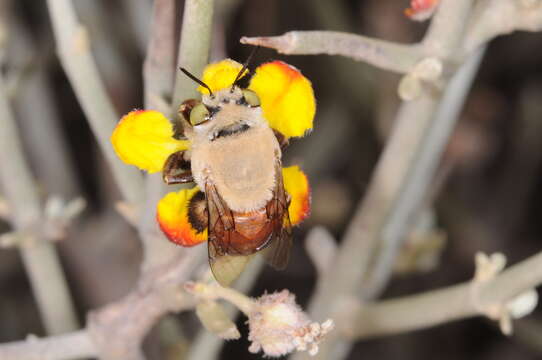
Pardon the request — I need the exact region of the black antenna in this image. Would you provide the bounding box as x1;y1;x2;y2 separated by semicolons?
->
180;67;213;96
232;46;260;87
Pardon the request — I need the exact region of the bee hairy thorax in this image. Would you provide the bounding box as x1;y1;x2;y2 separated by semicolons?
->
190;100;281;213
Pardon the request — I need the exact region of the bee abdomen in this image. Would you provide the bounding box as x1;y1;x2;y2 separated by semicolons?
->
228;207;273;255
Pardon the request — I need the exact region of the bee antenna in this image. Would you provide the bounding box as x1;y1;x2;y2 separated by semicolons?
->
180;67;213;96
232;45;260;87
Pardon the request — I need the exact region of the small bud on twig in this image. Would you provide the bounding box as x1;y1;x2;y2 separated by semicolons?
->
470;252;538;335
185;282;334;357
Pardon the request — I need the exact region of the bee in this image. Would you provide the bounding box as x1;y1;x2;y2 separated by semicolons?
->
162;60;292;286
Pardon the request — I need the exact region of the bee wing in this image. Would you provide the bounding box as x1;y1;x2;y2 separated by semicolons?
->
208;245;254;287
205;182;253;286
261;161;293;270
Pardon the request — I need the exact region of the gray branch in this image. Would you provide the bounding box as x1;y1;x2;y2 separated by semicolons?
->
241;31;422;74
172;0;215;111
0;331;95;360
350;250;542;339
45;0;144;206
291;1;476;359
464;0;542;53
0;72;78;335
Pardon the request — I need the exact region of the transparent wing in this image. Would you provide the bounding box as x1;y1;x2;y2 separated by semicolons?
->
262;161;293;270
205;182;254;286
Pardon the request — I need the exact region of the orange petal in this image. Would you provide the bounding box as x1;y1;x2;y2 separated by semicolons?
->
156;187;208;247
111;110;188;173
249;61;315;138
282;166;311;226
405;0;439;21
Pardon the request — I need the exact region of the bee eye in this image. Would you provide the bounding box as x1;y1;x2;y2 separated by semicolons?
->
190;103;210;125
241;89;260;107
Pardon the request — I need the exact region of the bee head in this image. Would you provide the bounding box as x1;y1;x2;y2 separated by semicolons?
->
178;47;262;138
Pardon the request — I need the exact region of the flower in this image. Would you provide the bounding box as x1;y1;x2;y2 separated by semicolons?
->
404;0;439;21
156;186;207;247
111;110;188;173
111;58;315;251
199;59;315;138
283;166;311;225
247;290;334;357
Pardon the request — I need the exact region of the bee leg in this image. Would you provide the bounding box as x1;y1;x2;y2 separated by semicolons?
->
273;130;289;149
163;150;194;184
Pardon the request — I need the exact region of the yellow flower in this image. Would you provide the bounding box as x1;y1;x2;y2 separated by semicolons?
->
199;59;315;138
282;166;310;226
249;61;315;138
155;166;311;246
157;186;208;247
199;59;247;94
111;58;315;250
111;110;188;173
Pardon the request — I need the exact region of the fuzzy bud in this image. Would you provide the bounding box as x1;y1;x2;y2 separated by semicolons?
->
247;290;333;357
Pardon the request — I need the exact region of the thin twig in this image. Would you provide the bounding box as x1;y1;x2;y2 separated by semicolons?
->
290;1;475;359
172;0;214;112
139;0;185;272
45;0;144;206
349;250;542;339
3;247;542;359
241;31;422;74
87;249;205;360
421;0;474;58
186;257;265;360
143;0;177;109
304;226;337;278
0;330;96;360
0;248;206;360
186;282;256;315
139;0;214;271
0;72;78;335
363;46;487;299
464;0;542;53
121;0;152;54
10;17;79;198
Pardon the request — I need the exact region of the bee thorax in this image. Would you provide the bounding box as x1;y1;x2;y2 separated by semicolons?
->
191;125;280;212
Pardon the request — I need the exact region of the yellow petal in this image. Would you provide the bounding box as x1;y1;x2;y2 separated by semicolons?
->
282;166;311;225
249;61;316;138
156;187;208;247
198;59;247;94
111;110;188;173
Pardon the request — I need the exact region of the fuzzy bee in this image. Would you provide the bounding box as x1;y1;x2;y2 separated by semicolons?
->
111;56;314;286
162;62;294;286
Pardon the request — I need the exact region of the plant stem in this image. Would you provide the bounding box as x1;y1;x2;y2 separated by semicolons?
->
143;0;177;109
350;250;542;339
241;31;422;74
138;0;183;271
0;73;78;335
363;46;486;299
45;0;144;206
186;257;265;360
0;330;95;360
172;0;214;113
291;1;474;359
139;0;215;271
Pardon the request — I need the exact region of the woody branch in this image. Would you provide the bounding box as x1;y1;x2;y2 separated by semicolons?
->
46;0;145;206
2;247;542;359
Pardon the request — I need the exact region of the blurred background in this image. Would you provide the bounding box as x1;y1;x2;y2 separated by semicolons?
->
2;0;542;359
